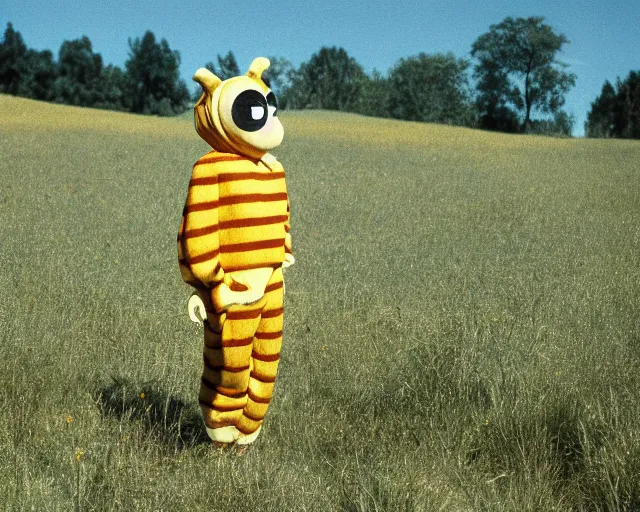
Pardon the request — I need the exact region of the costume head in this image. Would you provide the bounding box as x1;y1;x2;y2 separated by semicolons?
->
193;57;284;160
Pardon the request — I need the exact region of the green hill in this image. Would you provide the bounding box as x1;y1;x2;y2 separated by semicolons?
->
1;94;639;510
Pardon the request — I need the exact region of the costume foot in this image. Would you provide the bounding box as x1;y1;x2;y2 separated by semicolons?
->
236;425;261;445
206;425;241;444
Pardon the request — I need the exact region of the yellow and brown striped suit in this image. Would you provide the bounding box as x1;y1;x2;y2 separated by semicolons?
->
178;151;292;440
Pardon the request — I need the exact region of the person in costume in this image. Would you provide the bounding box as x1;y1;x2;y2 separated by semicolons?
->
177;58;294;446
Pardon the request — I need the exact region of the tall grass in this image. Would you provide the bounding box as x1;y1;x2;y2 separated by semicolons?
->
1;95;639;510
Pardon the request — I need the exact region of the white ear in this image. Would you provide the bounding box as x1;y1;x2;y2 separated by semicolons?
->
193;68;222;92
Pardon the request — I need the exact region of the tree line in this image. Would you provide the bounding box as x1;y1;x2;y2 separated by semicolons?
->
585;72;640;138
1;19;638;139
0;23;189;115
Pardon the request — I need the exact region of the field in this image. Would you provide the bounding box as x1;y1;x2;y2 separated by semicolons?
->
1;93;639;511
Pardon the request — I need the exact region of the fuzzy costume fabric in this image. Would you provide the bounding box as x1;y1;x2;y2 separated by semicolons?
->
177;58;293;445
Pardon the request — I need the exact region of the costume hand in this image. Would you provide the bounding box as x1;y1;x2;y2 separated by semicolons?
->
282;253;295;269
211;268;273;312
187;293;206;325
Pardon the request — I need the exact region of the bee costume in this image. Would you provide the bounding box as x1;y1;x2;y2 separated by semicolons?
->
178;58;294;445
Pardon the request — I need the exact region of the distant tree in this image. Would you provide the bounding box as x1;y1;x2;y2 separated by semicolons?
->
125;30;190;115
615;71;640;139
471;16;576;133
551;110;575;136
470;55;520;132
284;46;365;111
216;51;240;80
0;23;57;101
262;56;293;101
203;61;217;74
528;110;574;137
0;22;28;95
20;48;57;100
355;69;391;118
51;36;104;106
94;64;127;111
387;52;474;126
586;71;640;139
585;81;618;138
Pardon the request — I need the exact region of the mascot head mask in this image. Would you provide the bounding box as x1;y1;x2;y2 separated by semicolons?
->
193;57;284;160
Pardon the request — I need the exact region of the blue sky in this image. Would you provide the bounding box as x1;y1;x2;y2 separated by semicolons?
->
3;0;639;136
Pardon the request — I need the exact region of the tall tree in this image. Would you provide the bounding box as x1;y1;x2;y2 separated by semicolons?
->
284;46;365;111
21;48;57;101
0;23;57;101
616;71;640;139
585;81;618;138
52;36;104;106
0;22;28;95
528;110;574;136
471;56;520;132
125;30;189;115
586;72;640;139
262;56;293;100
94;64;127;111
216;51;240;80
355;69;391;118
471;17;576;133
387;52;474;126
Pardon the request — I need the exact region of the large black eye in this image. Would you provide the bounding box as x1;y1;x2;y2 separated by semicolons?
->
232;90;268;132
267;92;278;117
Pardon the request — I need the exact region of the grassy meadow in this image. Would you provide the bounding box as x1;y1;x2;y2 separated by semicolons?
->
1;93;639;511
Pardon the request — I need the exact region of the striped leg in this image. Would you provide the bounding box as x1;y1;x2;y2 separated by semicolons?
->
199;297;266;442
236;268;285;444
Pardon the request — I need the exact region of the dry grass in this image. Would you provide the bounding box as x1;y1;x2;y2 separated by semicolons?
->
1;94;639;510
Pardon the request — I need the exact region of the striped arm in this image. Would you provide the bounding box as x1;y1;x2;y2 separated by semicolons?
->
215;156;289;272
284;198;292;255
178;154;245;287
179;151;291;288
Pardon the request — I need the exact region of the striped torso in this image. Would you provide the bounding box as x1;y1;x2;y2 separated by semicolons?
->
178;152;291;288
